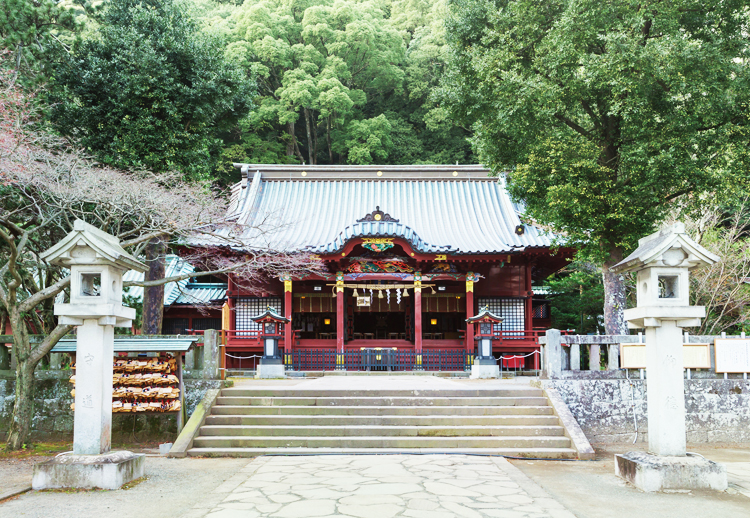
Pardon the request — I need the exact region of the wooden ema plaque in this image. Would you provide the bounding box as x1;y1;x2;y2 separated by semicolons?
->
620;344;711;370
714;339;750;373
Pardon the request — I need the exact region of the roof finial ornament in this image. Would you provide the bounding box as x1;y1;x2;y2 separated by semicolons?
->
357;206;399;223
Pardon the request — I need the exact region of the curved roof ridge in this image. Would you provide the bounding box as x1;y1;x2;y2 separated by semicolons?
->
309;220;456;254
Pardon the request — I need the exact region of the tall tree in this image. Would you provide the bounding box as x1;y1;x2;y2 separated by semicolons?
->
0;70;317;449
50;0;254;178
49;0;256;333
442;0;750;333
0;0;77;85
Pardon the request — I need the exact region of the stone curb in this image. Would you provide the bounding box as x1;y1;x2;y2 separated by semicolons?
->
0;484;32;502
541;385;596;460
168;388;221;458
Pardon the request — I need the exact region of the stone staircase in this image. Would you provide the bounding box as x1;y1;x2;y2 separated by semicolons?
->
186;387;583;458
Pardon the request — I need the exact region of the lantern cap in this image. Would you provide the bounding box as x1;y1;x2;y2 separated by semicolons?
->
41;220;146;272
466;306;504;324
251;306;290;324
611;222;719;274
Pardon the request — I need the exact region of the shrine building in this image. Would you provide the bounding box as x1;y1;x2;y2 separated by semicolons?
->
196;165;572;371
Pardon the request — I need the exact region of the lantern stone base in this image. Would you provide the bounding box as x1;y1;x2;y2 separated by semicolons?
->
256;358;286;379
470;358;499;379
615;451;727;492
32;451;145;490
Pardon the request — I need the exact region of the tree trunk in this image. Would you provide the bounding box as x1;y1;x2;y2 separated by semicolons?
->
327;116;333;163
288;121;304;163
602;246;629;335
312;110;319;162
303;108;315;165
0;311;9;370
6;359;35;450
141;237;167;335
286;121;296;157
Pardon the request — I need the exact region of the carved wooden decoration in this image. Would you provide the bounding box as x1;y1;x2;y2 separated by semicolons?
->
357;206;399;223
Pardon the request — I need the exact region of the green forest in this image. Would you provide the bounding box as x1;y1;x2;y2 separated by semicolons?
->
3;0;750;336
43;0;475;185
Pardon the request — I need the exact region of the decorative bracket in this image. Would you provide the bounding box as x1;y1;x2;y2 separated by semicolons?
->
357;206;399;223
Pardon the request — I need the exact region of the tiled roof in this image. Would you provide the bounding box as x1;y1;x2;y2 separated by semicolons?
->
196;165;554;255
123;255;226;307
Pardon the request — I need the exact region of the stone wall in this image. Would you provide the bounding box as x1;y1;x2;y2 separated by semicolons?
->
536;378;750;444
0;370;227;442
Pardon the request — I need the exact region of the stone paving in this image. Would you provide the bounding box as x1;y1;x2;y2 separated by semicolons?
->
179;454;576;518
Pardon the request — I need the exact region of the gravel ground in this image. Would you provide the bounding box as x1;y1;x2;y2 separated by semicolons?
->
0;456;248;518
0;455;55;500
509;443;750;518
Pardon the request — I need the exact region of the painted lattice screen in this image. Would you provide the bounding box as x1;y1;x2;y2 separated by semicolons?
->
477;297;525;337
235;297;282;334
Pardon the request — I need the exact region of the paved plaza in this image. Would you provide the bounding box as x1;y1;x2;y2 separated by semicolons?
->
2;449;750;518
180;454;575;518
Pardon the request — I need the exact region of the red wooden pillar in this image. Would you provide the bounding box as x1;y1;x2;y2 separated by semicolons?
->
335;272;345;369
414;272;423;368
524;261;537;370
226;275;235;370
465;272;475;365
525;261;533;331
283;277;293;367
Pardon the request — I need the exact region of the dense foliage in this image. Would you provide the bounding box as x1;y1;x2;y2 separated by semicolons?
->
50;0;254;178
0;0;77;85
545;261;605;335
443;0;750;333
204;0;473;176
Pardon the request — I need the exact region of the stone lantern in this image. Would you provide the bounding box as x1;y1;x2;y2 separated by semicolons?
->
611;222;726;491
253;307;289;379
33;220;146;490
467;306;502;379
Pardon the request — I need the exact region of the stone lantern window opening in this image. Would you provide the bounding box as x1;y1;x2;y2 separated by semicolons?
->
80;272;102;297
658;275;679;299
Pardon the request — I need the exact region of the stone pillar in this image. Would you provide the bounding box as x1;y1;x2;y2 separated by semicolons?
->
543;329;562;379
202;329;220;379
73;319;114;455
645;320;686;456
589;344;600;371
49;353;64;370
570;343;580;371
185;349;195;370
608;343;620;371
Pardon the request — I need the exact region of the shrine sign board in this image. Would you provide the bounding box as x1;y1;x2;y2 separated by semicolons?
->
714;339;750;373
620;344;711;370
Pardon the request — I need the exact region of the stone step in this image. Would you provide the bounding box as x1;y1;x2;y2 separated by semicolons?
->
192;435;571;449
198;424;566;437
219;388;543;398
213;396;550;407
209;405;555;416
186;447;579;459
204;414;561;427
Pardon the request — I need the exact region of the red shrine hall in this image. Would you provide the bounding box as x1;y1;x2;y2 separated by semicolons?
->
196;165;572;371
